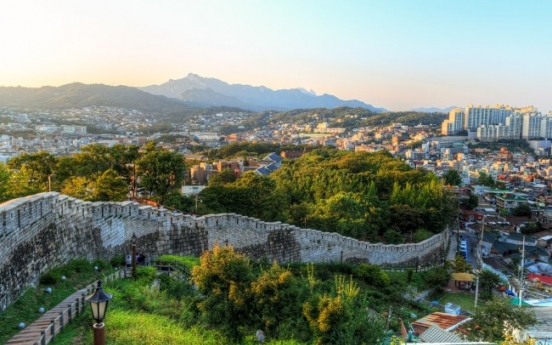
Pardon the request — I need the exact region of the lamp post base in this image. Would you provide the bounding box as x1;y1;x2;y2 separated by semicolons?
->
93;323;105;345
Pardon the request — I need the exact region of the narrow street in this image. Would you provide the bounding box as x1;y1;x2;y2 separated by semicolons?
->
447;230;480;270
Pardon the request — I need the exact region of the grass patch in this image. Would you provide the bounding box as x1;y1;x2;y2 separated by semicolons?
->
6;256;429;344
52;270;306;345
156;255;199;269
438;292;475;312
386;270;427;290
0;259;112;344
106;310;223;345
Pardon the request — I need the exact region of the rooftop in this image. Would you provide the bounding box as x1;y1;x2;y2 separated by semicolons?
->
412;312;471;334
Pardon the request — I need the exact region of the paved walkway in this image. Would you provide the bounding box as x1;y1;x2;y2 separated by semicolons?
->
447;230;458;261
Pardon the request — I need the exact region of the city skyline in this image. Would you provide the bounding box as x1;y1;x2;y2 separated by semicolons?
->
1;0;551;112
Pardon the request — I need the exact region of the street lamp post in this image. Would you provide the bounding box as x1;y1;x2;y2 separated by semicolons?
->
85;280;113;345
132;233;137;280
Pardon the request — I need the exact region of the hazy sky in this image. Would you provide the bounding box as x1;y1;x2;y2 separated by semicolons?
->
1;1;551;111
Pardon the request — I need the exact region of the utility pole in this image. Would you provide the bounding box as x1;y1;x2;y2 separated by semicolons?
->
519;236;525;307
474;215;485;309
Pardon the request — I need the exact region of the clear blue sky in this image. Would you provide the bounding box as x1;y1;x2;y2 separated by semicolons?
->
1;0;551;111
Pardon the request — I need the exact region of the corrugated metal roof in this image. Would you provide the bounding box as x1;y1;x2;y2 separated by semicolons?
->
419;325;468;343
413;312;470;331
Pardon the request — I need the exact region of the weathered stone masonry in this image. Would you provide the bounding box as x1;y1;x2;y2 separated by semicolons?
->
0;192;449;311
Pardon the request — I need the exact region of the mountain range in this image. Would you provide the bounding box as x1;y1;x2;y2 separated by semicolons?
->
0;83;193;114
141;73;386;112
0;74;392;114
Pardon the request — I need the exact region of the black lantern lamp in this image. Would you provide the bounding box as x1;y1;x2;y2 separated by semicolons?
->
86;280;112;345
86;280;112;324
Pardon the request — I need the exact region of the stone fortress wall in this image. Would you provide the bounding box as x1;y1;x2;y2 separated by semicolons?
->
0;192;449;311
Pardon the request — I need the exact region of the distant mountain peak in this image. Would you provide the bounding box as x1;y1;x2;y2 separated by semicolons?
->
410;106;457;113
141;73;385;112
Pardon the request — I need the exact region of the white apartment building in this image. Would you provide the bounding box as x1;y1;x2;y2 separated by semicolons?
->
441;104;551;142
505;113;522;139
464;104;519;130
540;116;552;139
61;125;87;134
477;124;510;141
441;108;464;135
522;113;543;139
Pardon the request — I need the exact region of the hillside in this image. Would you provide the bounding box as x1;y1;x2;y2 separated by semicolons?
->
0;83;197;114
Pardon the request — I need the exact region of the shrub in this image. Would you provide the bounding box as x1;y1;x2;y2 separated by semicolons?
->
406;268;413;283
136;266;157;282
39;271;58;285
110;254;125;267
353;263;390;287
92;259;111;271
65;258;93;274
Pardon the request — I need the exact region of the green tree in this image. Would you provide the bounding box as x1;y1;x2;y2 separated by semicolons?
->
478;171;496;187
384;229;404;244
0;163;10;202
512;204;532;217
92;169;128;201
7;151;57;191
61;176;94;200
443;169;462;186
303;275;385;345
191;245;254;342
109;144;140;176
311;192;375;238
230;171;285;221
55;156;77;189
521;222;541;235
353;263;390;287
478;269;501;301
72;144;113;177
251;262;304;337
163;191;194;212
423;267;450;293
413;228;433;242
208;168;237;186
467;297;536;342
452;255;472;273
136;142;185;203
4;166;41;199
460;193;479;210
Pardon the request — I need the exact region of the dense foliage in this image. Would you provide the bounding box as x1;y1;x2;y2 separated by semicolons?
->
359;111;447;127
469;139;534;155
0;143;184;204
1;145;454;244
190;245;393;344
242;107;446;130
199;148;456;242
466;297;536;342
205;142;307;160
